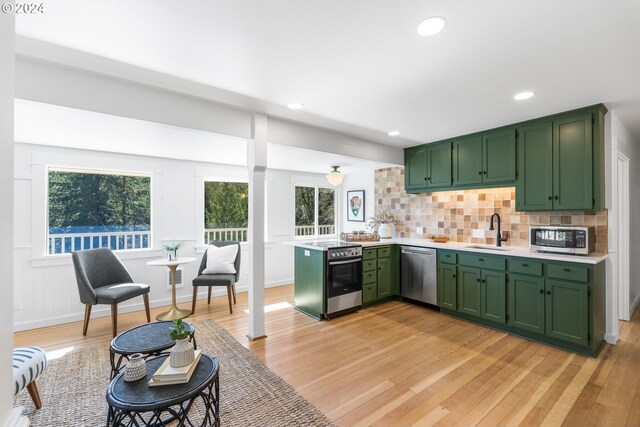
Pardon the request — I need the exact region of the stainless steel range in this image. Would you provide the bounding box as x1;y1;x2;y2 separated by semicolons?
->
310;241;363;319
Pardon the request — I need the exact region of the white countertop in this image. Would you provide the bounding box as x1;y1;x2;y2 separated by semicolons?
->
284;238;608;264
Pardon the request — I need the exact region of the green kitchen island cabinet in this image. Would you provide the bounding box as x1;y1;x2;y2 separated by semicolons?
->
293;247;325;320
437;249;606;357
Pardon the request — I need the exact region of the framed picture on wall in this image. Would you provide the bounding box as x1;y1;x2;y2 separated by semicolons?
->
347;190;365;222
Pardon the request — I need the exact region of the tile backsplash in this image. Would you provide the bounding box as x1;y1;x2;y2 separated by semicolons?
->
374;167;608;254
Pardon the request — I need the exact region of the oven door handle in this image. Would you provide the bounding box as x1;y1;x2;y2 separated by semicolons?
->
329;259;362;266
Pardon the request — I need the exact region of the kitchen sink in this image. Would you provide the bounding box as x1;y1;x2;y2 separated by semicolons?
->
465;244;514;252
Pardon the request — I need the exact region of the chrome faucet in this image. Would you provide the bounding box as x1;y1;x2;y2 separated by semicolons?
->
489;213;509;247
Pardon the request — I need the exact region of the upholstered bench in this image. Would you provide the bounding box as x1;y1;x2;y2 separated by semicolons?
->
13;347;47;409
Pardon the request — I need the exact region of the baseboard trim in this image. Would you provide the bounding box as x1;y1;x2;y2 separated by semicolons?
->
604;333;619;345
12;280;293;331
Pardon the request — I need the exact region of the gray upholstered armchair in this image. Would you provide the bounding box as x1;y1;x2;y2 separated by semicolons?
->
72;248;150;337
192;241;241;314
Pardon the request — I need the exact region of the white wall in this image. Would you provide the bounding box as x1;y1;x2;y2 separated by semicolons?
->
1;7;15;425
340;170;375;234
606;110;640;332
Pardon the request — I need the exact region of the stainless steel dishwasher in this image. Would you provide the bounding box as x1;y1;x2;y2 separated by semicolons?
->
400;246;437;305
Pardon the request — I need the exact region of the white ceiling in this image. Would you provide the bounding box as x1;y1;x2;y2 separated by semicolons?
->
15;0;640;146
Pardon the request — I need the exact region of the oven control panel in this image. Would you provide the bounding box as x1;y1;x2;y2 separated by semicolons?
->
328;246;362;259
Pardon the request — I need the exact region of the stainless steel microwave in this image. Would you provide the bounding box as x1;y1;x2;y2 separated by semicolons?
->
529;226;594;255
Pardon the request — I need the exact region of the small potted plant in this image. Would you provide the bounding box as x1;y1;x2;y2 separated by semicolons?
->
366;211;400;239
162;241;182;260
169;319;194;368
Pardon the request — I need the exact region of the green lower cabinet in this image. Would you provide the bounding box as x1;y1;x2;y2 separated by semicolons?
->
481;270;506;323
293;247;325;319
545;279;589;346
377;257;393;299
437;263;457;310
457;266;481;317
508;274;545;334
363;283;377;304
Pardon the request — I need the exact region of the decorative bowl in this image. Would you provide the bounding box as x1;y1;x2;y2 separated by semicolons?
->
430;236;450;243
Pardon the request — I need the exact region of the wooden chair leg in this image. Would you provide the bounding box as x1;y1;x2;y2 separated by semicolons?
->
111;304;118;338
143;293;150;323
207;286;212;304
232;283;237;304
192;287;198;314
227;285;233;314
82;305;92;336
26;381;42;410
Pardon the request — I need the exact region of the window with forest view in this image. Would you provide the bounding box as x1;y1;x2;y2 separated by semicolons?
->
295;186;335;237
204;181;249;243
47;169;151;255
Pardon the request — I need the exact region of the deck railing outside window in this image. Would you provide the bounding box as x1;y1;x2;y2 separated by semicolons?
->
48;230;151;254
204;228;248;243
294;225;335;237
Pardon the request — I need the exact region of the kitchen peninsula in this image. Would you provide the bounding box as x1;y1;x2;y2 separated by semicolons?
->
287;238;607;357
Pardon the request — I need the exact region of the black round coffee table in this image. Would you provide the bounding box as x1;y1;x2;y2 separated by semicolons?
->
106;353;220;427
109;321;197;378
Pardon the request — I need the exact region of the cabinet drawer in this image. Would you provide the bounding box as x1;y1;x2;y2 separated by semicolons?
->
439;250;457;264
363;283;377;304
459;253;505;271
547;263;589;283
363;271;377;284
508;259;543;276
377;246;391;258
363;248;377;260
363;260;377;272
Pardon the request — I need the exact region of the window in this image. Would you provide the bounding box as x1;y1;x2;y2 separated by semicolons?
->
47;168;151;255
204;181;249;243
295;185;336;237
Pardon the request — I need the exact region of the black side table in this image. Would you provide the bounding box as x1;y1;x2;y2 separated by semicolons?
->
109;321;197;379
106;353;220;427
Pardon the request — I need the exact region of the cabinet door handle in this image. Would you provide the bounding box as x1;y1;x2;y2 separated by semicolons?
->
476;278;480;283
483;171;487;175
546;290;551;295
539;289;544;294
478;171;482;175
478;258;484;261
563;268;571;272
424;177;428;180
427;177;431;181
548;196;553;200
452;274;456;278
522;263;529;267
554;196;559;200
482;279;486;283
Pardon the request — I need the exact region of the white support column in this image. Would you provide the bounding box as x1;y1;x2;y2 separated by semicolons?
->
0;6;21;426
246;114;267;340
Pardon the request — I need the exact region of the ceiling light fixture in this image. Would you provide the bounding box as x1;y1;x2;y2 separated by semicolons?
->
287;102;304;110
514;91;535;101
326;166;344;186
417;16;447;37
388;130;400;136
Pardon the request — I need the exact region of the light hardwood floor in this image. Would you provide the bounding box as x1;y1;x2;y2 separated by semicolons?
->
14;285;640;426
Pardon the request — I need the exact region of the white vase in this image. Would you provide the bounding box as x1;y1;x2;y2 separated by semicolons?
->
170;338;195;368
378;223;393;239
124;353;147;382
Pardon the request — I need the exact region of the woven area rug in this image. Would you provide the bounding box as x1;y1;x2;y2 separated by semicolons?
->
14;320;334;426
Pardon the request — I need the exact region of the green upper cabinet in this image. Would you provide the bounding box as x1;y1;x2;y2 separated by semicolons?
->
553;113;593;210
450;130;517;188
427;142;453;188
516;105;606;211
483;129;516;183
516;122;553;211
404;146;429;191
405;141;452;192
453;135;483;186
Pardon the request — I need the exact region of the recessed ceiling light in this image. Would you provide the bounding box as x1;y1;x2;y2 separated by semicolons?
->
514;91;535;101
388;130;400;136
287;102;304;110
417;16;447;37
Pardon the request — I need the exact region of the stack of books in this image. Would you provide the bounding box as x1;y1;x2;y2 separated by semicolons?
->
148;350;202;387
